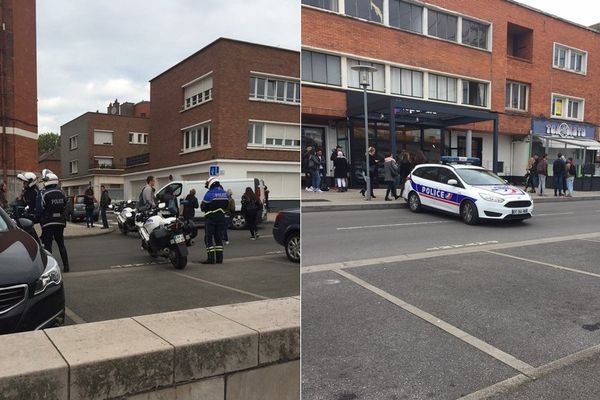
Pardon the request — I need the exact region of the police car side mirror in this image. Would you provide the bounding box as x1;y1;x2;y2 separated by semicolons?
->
447;179;458;186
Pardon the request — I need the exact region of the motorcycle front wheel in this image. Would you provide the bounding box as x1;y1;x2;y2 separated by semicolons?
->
170;248;187;269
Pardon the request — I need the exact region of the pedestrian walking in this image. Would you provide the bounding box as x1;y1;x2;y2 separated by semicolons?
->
308;149;325;192
37;171;69;272
223;189;235;245
200;177;229;264
333;150;349;192
360;146;379;198
537;154;548;196
524;154;539;193
0;181;8;209
330;146;342;190
181;188;199;224
83;186;96;228
553;153;566;197
303;145;314;191
383;152;400;201
241;187;262;240
566;158;576;197
398;151;412;197
99;185;111;229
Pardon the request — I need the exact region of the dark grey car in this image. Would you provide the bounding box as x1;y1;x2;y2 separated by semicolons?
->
272;209;300;263
66;195;99;223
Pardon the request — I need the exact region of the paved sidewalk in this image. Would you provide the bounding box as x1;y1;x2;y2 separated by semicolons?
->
302;187;600;212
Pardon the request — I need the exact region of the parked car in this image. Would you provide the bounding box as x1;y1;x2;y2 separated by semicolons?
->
65;195;99;223
273;209;300;263
0;208;65;334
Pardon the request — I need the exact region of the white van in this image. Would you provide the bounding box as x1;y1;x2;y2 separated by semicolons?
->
155;178;267;229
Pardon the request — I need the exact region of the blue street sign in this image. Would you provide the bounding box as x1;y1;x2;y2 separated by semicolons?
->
209;165;219;176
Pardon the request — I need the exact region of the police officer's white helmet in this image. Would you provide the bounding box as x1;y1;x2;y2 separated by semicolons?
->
205;176;219;189
43;173;59;187
17;172;38;187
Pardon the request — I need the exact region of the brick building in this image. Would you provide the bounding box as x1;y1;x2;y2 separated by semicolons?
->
301;0;600;187
60;100;150;200
0;0;38;201
123;38;300;204
38;146;61;178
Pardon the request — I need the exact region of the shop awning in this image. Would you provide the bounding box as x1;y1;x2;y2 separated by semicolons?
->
541;137;600;150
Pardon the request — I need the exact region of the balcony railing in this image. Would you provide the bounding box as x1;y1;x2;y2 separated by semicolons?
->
126;153;150;168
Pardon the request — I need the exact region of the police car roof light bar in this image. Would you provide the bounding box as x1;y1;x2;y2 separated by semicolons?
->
440;156;481;165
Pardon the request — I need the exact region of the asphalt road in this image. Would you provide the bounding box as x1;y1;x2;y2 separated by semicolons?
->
302;200;600;399
59;219;299;325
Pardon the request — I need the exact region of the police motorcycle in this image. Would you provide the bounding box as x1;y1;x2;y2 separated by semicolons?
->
134;203;197;269
116;200;137;235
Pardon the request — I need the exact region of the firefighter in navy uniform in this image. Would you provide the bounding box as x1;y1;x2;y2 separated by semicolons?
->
200;177;229;264
16;171;41;243
37;170;69;272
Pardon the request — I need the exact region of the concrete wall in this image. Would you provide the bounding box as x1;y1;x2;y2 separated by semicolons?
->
0;297;300;400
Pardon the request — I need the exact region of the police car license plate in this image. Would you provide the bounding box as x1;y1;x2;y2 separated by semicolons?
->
170;234;185;244
512;209;528;215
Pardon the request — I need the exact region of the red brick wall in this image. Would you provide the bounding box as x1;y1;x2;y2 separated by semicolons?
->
301;86;347;118
38;159;61;177
134;101;151;118
302;2;600;135
1;135;38;171
149;39;300;170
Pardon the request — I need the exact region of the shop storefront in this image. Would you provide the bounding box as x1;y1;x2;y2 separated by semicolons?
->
532;118;600;190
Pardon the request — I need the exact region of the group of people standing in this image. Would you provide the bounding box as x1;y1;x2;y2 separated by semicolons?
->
524;153;577;197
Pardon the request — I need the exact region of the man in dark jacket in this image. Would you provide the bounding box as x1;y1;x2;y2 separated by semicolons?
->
100;185;111;229
553;153;566;197
37;171;69;272
181;188;199;223
200;177;229;264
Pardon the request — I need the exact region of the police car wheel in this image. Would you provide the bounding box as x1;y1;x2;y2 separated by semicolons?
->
231;213;246;230
461;200;480;225
408;192;421;213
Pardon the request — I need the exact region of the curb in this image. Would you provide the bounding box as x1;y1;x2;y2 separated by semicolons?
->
301;196;600;213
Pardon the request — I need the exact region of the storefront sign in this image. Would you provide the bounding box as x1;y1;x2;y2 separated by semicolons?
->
532;118;596;139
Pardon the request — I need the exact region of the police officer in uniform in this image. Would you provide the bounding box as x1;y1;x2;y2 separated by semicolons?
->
200;177;229;264
37;170;69;272
16;171;41;243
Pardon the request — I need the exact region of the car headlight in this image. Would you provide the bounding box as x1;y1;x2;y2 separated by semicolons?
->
478;192;504;203
34;255;62;296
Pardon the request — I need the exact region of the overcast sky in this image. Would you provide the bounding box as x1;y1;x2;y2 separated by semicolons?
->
36;0;300;135
37;1;597;135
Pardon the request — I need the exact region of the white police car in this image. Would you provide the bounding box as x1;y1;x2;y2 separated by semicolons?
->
403;157;533;225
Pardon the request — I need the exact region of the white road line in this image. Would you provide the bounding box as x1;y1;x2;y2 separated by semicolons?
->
64;307;86;324
265;251;284;255
333;268;534;375
171;272;269;300
485;251;600;279
426;241;499;251
534;212;575;217
337;220;450;231
302;231;600;274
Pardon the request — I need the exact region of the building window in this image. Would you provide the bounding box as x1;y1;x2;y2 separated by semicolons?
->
182;122;211;152
69;160;78;174
505;81;528;111
129;132;148;144
552;95;584;121
389;0;422;33
248;122;301;149
347;59;385;92
301;50;341;86
507;23;533;61
462;80;488;107
553;44;586;74
345;0;383;23
95;157;113;168
249;76;300;104
427;9;457;42
183;74;213;109
69;135;78;150
391;67;423;98
462;18;488;49
94;130;113;145
428;74;457;103
301;0;338;11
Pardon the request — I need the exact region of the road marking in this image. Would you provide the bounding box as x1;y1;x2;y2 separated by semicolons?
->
426;241;499;251
485;251;600;280
333;268;534;375
302;232;600;274
265;250;284;255
337;220;450;231
460;343;600;399
65;307;86;324
534;212;575;217
580;238;600;244
171;272;269;300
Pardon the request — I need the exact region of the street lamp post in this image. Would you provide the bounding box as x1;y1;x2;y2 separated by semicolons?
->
351;64;378;201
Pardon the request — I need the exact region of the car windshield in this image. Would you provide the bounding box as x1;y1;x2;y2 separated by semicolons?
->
455;168;507;185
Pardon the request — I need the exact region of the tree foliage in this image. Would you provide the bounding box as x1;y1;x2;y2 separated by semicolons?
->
38;132;60;156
